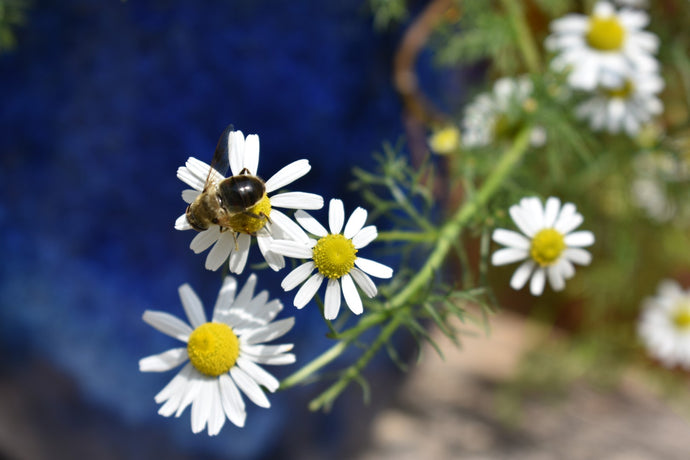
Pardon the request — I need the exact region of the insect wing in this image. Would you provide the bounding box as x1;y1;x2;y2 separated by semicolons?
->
202;124;233;191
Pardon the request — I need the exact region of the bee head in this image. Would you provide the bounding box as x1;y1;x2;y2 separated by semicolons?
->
186;205;209;232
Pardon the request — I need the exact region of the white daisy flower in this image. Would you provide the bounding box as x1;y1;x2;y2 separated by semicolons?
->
546;1;659;91
638;280;690;370
461;76;546;149
139;274;296;435
575;70;663;136
176;129;324;273
491;196;595;296
270;198;394;320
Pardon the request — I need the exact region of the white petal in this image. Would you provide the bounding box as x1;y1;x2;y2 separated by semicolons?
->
243;134;260;175
191;379;212;434
228;233;251;274
294;273;324;308
212;276;238;321
563;248;592;265
324;279;342;320
237;356;280;392
175;370;203;417
139;348;188;372
268;209;312;244
352;225;378;249
509;204;537;237
234;273;258;308
264;159;311;193
492;228;530;250
143;310;192;342
547;265;566;292
271;239;314;259
181;189;199;204
219;374;246;427
206;382;225;436
554;203;583;234
155;363;194;414
530;267;546;296
242;344;295;364
257;232;285;271
205;232;235;271
241;317;295;344
270;191;323;210
190;226;221;254
343;207;368;239
543;197;561;228
179;283;207;328
341;273;363;315
281;262;316;291
328;199;345;234
510;260;535;290
229;130;245;176
175;214;192;231
564;230;595;248
350;268;377;298
354;257;393;279
230;367;270;408
491;247;529;266
294;210;328;237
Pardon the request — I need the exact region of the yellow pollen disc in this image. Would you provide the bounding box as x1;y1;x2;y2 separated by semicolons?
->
672;303;690;331
603;79;634;99
187;322;239;377
586;16;625;51
312;234;358;279
228;194;271;235
429;126;461;155
530;228;566;267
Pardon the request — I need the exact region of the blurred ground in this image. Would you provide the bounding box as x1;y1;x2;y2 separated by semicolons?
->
356;311;690;460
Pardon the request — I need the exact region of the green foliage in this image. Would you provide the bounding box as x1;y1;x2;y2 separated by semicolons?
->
0;0;29;52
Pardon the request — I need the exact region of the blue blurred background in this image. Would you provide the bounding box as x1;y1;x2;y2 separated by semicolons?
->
0;1;422;458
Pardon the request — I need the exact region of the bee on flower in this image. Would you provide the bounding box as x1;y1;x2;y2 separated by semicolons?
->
176;128;324;274
139;275;296;435
271;199;393;320
491;196;595;296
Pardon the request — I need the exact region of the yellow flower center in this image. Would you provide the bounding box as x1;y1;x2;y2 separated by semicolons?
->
530;228;566;267
603;79;634;99
586;16;625;51
672;303;690;332
187;322;239;377
228;194;271;235
312;234;358;279
429;126;461;155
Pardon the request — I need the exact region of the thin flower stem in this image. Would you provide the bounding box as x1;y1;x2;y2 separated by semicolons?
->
500;0;541;74
279;127;533;403
376;230;436;242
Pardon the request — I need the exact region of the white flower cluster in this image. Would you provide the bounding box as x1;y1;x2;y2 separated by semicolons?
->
141;127;394;434
546;1;663;136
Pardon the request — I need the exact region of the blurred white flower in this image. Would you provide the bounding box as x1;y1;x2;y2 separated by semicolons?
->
638;280;690;370
461;76;546;149
575;70;663;136
546;1;659;90
139;275;295;435
492;196;595;296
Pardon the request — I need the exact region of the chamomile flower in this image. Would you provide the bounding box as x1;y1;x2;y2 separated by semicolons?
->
176;129;324;274
461;76;546;149
575;70;663;136
491;197;595;296
638;280;690;370
546;1;659;91
270;199;393;320
139;274;296;435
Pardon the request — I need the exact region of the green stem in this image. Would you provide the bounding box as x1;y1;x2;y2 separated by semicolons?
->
376;230;436;242
500;0;541;74
279;128;533;402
